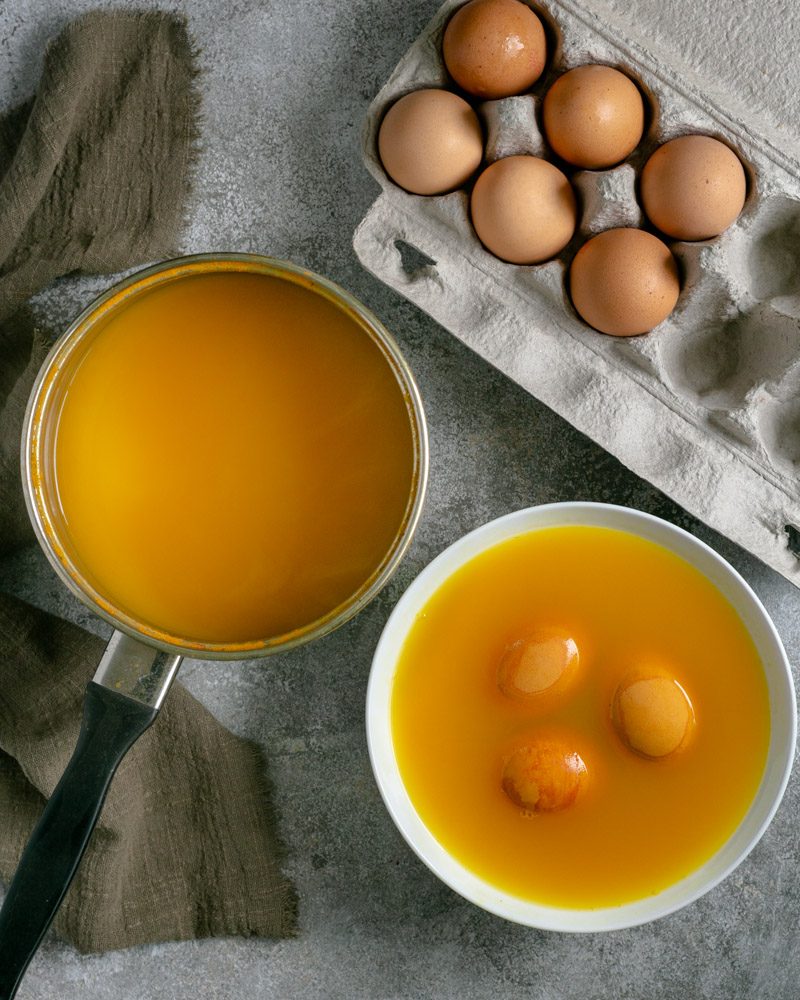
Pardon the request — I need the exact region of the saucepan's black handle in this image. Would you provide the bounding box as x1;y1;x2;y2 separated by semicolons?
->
0;682;157;999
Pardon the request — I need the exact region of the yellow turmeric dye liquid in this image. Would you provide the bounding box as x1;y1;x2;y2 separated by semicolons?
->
392;526;770;908
53;269;415;644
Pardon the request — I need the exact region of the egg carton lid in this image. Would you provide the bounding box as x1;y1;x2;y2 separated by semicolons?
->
354;0;800;586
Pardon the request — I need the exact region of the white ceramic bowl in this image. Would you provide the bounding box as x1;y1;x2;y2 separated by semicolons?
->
366;502;797;932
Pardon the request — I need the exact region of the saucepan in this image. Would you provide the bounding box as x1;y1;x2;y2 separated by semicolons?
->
0;253;428;998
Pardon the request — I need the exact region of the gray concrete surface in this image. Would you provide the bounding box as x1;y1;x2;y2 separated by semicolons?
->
0;1;798;997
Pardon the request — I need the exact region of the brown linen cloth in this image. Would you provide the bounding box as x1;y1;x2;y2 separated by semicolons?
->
0;11;296;952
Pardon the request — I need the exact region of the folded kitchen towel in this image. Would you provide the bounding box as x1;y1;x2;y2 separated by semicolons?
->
0;10;297;953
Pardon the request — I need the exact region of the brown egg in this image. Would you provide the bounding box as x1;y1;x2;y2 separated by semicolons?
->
502;737;587;813
612;668;695;759
378;89;483;196
471;155;576;264
641;135;747;240
543;65;645;169
497;628;579;699
569;228;680;336
443;0;547;99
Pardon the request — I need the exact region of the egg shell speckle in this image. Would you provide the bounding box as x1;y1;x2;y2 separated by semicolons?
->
443;0;547;99
569;227;680;336
641;134;747;240
543;65;645;169
612;670;695;759
502;737;588;813
378;89;484;196
470;155;577;264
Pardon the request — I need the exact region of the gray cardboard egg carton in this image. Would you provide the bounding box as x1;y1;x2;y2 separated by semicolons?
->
353;0;800;586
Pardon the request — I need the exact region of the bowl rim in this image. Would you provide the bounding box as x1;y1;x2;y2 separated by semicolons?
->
21;252;429;659
365;501;797;932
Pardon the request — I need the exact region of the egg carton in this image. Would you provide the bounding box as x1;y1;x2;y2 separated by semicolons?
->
353;0;800;587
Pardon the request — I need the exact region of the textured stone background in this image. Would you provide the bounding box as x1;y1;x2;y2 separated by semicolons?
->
0;1;798;998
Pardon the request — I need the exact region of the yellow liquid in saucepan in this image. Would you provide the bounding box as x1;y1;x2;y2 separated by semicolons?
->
392;526;770;908
52;270;415;644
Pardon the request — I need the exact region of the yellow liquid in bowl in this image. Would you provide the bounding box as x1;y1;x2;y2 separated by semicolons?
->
391;526;770;908
52;269;415;644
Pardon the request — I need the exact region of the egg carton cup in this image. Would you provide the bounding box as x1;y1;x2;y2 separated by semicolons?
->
353;0;800;587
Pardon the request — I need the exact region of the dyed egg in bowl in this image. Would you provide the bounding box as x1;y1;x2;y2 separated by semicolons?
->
366;503;796;931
